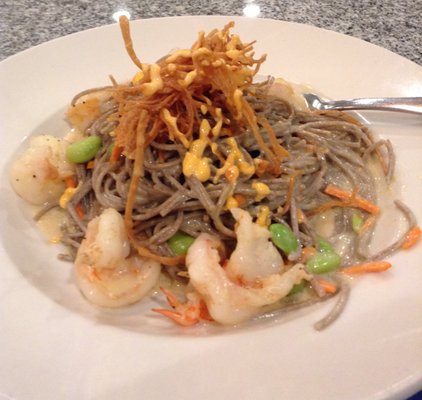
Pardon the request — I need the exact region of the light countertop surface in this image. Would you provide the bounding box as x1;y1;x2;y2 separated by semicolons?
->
0;0;421;64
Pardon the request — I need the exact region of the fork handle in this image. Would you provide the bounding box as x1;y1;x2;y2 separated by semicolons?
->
324;97;422;114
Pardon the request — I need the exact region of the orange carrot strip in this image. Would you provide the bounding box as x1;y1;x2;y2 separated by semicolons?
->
308;200;354;216
65;176;77;188
402;226;421;250
324;184;380;215
86;160;95;169
341;261;391;275
258;116;289;159
281;171;300;215
110;144;123;164
301;246;317;263
316;279;337;294
358;215;377;235
75;204;85;219
233;194;247;206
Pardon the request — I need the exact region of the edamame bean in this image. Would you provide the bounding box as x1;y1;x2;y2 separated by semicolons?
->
288;280;306;296
269;223;298;255
318;238;334;252
306;251;341;274
66;136;102;164
352;213;364;233
168;232;195;256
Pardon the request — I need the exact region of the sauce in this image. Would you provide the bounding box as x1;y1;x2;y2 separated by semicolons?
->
34;206;69;244
182;119;212;182
256;205;270;227
141;64;163;96
251;182;271;202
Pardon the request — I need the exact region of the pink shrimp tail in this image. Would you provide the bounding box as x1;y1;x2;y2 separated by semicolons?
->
152;287;213;326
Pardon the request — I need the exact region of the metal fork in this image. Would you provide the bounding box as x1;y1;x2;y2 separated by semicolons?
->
303;93;422;114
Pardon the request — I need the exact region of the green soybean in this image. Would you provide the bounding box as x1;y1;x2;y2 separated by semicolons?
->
288;280;306;296
352;213;364;233
66;136;102;164
306;251;341;275
318;238;334;252
168;232;195;256
269;223;298;255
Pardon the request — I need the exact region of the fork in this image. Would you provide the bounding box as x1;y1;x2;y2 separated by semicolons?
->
303;93;422;114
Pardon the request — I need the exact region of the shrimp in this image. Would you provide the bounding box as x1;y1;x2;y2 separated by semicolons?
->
156;208;310;326
267;78;308;111
225;207;284;283
66;92;112;132
74;208;161;308
187;234;309;325
10;135;74;205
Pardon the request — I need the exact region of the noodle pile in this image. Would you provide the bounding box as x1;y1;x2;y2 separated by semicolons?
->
43;18;418;328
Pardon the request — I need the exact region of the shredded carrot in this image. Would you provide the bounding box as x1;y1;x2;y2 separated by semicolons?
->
75;204;85;219
341;261;391;275
316;279;337;294
324;184;380;215
86;160;95;169
258;116;289;159
280;171;300;215
358;215;377;235
301;246;317;262
110;144;123;164
65;176;77;188
402;226;421;250
308;200;351;215
130;234;185;266
233;194;247;206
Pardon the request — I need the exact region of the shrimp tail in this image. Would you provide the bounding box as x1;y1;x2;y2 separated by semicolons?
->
159;286;182;308
152;287;213;326
152;308;199;326
198;301;213;321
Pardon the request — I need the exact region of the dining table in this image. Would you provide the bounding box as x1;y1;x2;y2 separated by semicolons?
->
0;0;421;64
0;1;421;400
